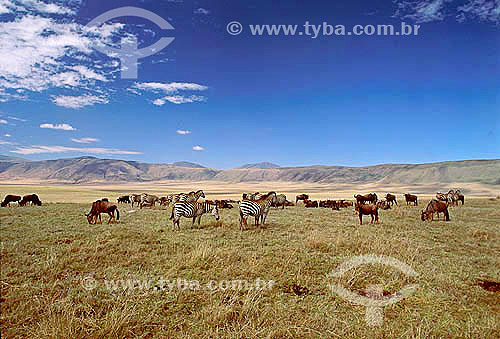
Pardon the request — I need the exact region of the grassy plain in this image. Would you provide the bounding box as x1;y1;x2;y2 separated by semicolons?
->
0;184;499;338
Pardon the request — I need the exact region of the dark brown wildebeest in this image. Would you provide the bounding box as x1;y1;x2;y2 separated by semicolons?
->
354;193;377;204
85;199;120;224
376;200;391;210
385;193;397;206
319;200;339;210
271;194;287;209
355;202;379;225
304;200;318;208
421;199;449;221
1;194;21;207
130;194;141;207
404;193;418;206
117;195;130;204
296;194;309;203
284;201;295;206
215;200;234;209
457;193;465;205
338;200;353;208
19;194;42;206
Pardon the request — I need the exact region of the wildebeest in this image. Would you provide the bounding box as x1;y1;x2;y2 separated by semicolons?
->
355;202;379;225
130;194;141;207
140;193;159;209
376;200;391;210
295;194;309;203
239;192;277;230
85;199;120;224
215;200;234;209
354;193;377;204
271;194;287;209
304;200;318;208
385;193;397;206
117;195;130;204
19;194;42;206
421;199;450;221
338;200;353;208
171;201;220;230
319;200;339;210
243;192;263;201
404;193;418;206
1;194;21;207
159;196;172;207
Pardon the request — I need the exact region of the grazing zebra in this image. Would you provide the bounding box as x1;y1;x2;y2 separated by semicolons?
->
239;192;277;230
242;192;263;201
169;190;205;219
170;201;219;230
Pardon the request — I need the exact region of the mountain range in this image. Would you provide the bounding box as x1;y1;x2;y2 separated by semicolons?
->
0;155;499;185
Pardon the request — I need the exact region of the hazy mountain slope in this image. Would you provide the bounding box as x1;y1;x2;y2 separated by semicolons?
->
238;162;280;169
0;156;498;185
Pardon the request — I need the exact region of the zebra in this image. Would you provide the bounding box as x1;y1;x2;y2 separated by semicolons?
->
169;190;205;219
239;192;277;230
170;201;219;230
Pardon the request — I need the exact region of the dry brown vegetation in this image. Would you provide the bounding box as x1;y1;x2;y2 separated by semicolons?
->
1;187;499;338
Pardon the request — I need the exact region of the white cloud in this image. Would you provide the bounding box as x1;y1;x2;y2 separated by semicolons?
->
192;145;204;151
133;82;208;93
394;0;500;24
0;139;14;145
394;0;445;23
51;95;109;108
40;123;76;131
71;137;99;143
163;95;206;104
176;130;191;135
0;119;7;124
194;8;210;15
458;0;500;23
7;116;27;122
4;133;11;137
10;145;141;155
152;98;166;106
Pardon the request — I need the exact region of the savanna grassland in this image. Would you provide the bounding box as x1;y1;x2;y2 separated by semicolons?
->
1;187;499;338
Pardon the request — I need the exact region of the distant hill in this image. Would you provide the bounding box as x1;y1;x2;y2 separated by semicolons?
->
238;162;280;169
0;155;31;162
0;156;498;185
172;161;206;168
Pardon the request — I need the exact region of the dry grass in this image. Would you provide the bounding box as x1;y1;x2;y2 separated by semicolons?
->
1;187;499;338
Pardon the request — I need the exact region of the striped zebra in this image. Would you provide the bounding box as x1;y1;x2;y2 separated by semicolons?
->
170;201;219;230
242;192;263;200
169;190;205;219
274;194;287;209
239;192;277;230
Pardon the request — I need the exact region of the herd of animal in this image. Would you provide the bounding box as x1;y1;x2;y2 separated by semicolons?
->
1;189;465;228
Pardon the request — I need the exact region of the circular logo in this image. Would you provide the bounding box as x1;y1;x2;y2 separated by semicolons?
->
227;21;243;35
81;276;97;290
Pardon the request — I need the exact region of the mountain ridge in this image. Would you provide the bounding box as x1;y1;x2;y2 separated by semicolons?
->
0;156;498;185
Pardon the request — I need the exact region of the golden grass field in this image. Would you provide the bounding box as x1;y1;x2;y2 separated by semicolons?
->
1;183;499;338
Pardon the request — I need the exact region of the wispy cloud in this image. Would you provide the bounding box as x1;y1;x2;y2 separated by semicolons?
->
0;139;15;145
394;0;445;23
71;137;100;144
394;0;500;24
40;123;76;131
194;8;210;15
51;95;109;109
0;119;7;124
132;82;208;105
10;145;141;155
7;116;27;122
192;145;204;151
176;130;191;135
4;133;11;137
133;82;208;93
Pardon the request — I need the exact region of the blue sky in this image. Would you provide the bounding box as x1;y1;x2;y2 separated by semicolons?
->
0;0;498;169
